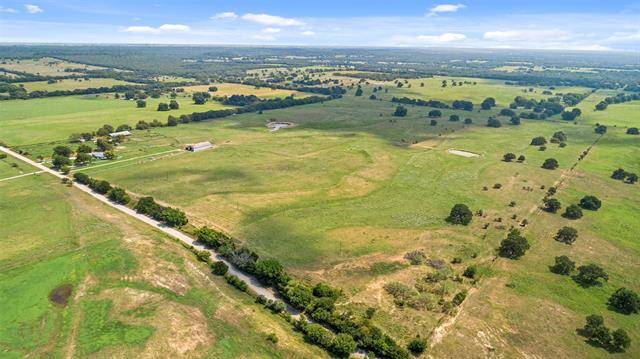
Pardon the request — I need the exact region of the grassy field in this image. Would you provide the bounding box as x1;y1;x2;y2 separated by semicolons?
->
181;83;311;99
3;72;638;357
0;166;326;358
0;57;111;76
17;78;136;92
379;76;591;107
0;94;232;149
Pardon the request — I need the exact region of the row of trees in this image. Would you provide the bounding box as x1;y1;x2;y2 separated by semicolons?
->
196;226;410;358
595;92;640;111
73;173;130;204
133;196;188;227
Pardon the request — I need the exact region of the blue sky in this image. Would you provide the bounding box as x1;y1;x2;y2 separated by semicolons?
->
1;1;639;51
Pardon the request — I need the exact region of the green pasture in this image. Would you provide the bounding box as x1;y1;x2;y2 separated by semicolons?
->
17;78;135;92
0;167;323;358
0;94;232;148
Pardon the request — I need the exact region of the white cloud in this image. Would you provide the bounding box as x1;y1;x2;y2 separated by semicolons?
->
301;31;316;36
212;12;237;19
416;32;467;42
483;29;570;42
262;27;281;33
604;31;640;43
25;4;43;14
158;24;190;32
241;13;304;26
122;24;190;34
429;3;465;14
0;6;17;13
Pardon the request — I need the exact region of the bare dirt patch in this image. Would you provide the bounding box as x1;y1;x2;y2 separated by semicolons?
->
447;148;481;158
49;284;73;306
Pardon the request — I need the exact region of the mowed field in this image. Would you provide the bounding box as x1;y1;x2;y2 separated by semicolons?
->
3;74;639;357
0;165;325;358
0;94;233;150
180;83;311;99
0;57;111;76
17;78;136;92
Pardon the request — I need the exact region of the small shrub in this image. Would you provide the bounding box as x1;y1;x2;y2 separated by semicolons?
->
555;226;578;244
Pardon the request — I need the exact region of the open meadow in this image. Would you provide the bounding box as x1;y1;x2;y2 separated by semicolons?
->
17;78;136;92
0;161;325;358
1;46;639;359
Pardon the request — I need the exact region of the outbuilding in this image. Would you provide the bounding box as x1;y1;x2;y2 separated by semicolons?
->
109;130;131;137
186;141;213;152
91;152;107;160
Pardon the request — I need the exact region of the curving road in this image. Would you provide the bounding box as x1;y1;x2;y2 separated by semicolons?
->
0;146;299;316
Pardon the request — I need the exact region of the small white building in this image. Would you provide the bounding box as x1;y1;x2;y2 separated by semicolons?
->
109;130;131;137
91;152;107;160
186;141;213;152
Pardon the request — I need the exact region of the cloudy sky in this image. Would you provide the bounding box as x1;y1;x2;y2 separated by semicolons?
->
1;0;639;51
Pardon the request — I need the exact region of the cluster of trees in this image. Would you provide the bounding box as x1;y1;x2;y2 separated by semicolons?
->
580;315;631;353
561;108;582;121
195;226;410;358
595;92;640;111
452;100;473;111
503;153;525;162
611;168;638;184
192;91;211;104
133;196;188;227
73;173;131;204
561;92;589;106
223;94;260;106
391;97;449;109
510;96;564;118
157;99;179;111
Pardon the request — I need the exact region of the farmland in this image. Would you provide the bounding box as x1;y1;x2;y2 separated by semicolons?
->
17;78;136;92
1;44;639;358
0;163;325;358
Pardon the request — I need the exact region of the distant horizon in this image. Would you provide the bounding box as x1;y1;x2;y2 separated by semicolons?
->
0;42;637;54
1;1;639;51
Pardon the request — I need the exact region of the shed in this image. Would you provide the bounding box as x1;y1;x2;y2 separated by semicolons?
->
186;141;213;152
91;152;107;160
109;130;131;137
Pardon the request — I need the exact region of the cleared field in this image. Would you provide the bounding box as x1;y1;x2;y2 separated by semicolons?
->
0;57;111;76
17;78;136;92
0;166;326;358
180;83;311;99
379;76;592;106
5;73;638;358
0;94;233;148
73;89;639;356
